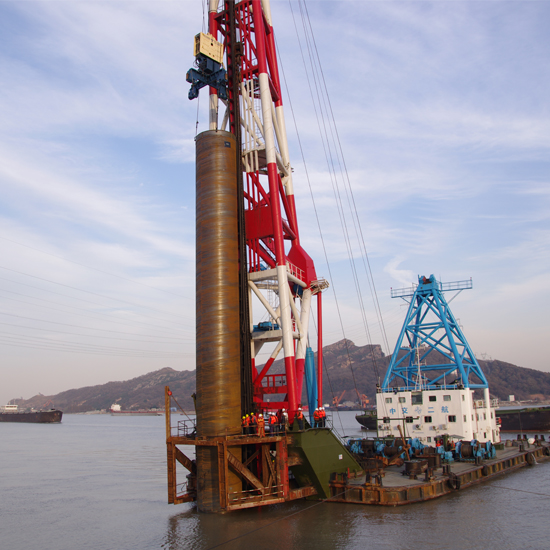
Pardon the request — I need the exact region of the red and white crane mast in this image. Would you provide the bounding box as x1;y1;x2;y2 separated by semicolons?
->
202;0;326;418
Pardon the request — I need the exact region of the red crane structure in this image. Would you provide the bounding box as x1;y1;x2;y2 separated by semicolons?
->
206;0;327;416
165;0;357;513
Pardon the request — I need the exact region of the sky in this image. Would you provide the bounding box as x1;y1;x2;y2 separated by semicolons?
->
0;0;548;405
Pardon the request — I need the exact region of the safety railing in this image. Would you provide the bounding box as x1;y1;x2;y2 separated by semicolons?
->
177;419;197;438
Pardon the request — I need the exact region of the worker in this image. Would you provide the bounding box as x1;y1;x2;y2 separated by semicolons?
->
241;415;248;435
319;407;326;427
313;408;320;428
250;412;257;435
296;407;304;431
281;408;289;432
257;413;265;437
269;412;277;434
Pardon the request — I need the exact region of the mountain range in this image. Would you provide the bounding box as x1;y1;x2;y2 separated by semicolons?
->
12;339;550;413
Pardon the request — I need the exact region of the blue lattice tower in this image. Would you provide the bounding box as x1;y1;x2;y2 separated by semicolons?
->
382;275;487;391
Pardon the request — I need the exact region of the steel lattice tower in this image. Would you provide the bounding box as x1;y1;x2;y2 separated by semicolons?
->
382;274;488;391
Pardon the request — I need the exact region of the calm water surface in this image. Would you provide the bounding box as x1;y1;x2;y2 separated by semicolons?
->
2;412;549;550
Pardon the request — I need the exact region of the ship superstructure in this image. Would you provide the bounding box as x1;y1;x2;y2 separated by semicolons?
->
376;275;500;444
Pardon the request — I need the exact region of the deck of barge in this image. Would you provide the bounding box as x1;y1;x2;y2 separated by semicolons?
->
328;442;550;506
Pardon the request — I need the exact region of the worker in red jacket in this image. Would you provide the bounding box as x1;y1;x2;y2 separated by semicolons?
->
241;415;249;435
269;413;277;434
319;407;326;427
313;408;320;428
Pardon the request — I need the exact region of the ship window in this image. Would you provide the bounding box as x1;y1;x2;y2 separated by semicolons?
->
385;398;392;404
424;416;432;423
429;395;437;402
427;437;432;443
463;415;467;422
472;415;474;421
444;395;451;402
398;397;406;403
462;395;465;402
476;414;479;421
412;393;423;405
448;415;457;423
483;413;486;420
491;412;494;419
405;416;413;423
484;432;487;438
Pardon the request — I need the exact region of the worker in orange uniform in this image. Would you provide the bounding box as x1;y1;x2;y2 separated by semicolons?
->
241;415;248;435
250;412;257;435
319;407;326;427
296;407;304;431
269;412;277;434
257;413;265;437
313;408;320;428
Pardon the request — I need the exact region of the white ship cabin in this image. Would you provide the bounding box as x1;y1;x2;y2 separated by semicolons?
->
376;387;500;444
0;404;18;412
110;404;122;412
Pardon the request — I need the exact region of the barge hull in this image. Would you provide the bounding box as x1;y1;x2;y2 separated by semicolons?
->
497;408;550;432
328;443;550;506
0;410;62;423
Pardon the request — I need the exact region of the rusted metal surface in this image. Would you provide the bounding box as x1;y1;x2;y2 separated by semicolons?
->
195;130;242;512
174;447;195;473
328;443;550;506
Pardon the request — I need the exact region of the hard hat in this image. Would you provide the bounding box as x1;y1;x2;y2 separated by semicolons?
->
242;416;245;419
259;413;263;417
299;407;302;410
282;408;286;411
246;414;249;417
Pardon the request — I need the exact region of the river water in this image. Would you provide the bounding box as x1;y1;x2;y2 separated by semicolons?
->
2;411;549;550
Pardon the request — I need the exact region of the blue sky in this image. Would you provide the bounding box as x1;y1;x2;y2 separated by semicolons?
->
0;0;548;405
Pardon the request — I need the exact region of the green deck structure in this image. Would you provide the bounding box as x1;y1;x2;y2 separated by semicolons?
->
287;427;361;499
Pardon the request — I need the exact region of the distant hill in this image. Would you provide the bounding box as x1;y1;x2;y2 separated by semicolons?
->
14;368;196;413
12;339;550;412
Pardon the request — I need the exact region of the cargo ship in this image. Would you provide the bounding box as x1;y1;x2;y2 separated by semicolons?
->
496;404;550;432
0;403;62;423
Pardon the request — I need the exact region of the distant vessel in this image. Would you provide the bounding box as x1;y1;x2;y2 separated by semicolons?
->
110;404;162;416
0;403;62;423
497;405;550;432
355;410;377;430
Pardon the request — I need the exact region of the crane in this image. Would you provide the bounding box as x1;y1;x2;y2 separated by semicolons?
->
165;0;353;514
355;389;370;409
332;390;346;407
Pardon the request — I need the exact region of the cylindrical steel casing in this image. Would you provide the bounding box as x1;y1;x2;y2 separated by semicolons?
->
195;130;242;512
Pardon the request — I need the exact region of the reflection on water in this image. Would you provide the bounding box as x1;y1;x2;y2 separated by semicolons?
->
2;412;549;550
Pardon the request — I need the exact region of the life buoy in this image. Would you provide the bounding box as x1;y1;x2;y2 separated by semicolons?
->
526;452;535;466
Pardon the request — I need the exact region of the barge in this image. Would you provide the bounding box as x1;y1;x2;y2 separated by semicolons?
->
330;439;550;505
0;404;62;423
497;405;550;432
